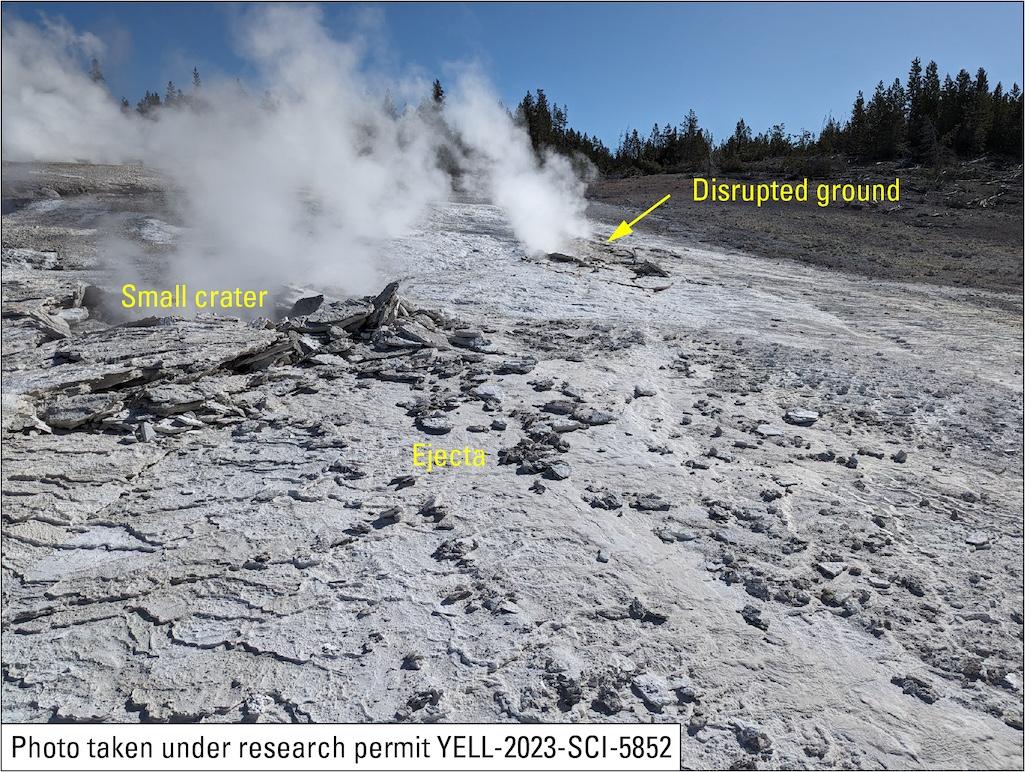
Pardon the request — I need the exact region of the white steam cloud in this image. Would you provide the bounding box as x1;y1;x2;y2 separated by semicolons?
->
444;75;592;254
1;6;594;299
1;16;139;163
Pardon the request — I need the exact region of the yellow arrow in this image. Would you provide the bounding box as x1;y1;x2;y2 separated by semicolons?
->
607;193;671;242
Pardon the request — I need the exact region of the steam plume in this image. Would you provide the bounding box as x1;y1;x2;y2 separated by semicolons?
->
1;6;593;298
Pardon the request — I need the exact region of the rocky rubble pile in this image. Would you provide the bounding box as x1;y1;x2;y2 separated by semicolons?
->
3;280;483;440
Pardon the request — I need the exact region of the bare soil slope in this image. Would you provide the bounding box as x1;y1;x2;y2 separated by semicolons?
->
588;160;1024;297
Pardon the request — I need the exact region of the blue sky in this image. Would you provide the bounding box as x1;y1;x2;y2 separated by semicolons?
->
6;2;1024;146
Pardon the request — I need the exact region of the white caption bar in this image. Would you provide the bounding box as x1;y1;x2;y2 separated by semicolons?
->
1;724;681;771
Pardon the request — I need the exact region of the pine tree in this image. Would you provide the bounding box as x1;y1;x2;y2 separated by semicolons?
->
987;82;1006;154
885;77;908;157
847;91;868;157
768;123;789;156
938;74;958;141
533;89;553;151
431;79;444;105
906;58;925;154
922;61;942;128
721;118;753;161
552;103;568;147
971;67;992;154
920;117;940;167
136;90;161;116
818;116;843;153
516;91;536;148
1007;84;1024;157
951;69;975;153
192;67;202;89
89;58;104;83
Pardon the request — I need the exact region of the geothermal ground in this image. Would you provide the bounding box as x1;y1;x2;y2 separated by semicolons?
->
2;163;1023;769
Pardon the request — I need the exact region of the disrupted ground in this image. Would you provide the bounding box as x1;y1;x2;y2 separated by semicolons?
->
2;163;1023;769
588;159;1024;297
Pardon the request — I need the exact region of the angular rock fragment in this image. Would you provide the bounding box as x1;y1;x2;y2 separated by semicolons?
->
497;357;537;375
388;475;416;490
550;418;585;433
432;537;478;564
392;321;448;349
815;561;847;579
734;722;773;754
553;674;582;711
560;384;584;399
364;281;401;331
898;575;926;597
628;598;668;625
42;393;123;430
591;685;622;715
441;587;472;605
544;461;571;481
1003;712;1024;731
630;259;670;278
632;494;671;512
584;489;622;510
654;525;697;543
419;496;448;523
145;383;207;415
288;294;324;317
395;688;443;720
2;395;51;434
857;446;885;459
547;252;589;267
372;507;402;528
226;338;293;372
965;530;990;548
572;406;615;426
470;383;504;402
784;408;819;427
401;653;424;671
416;414;454;435
631;673;674;712
891;674;939;704
288;331;321;356
25;308;72;340
542;400;576;415
497;439;553;472
448;329;491;352
136;421;157;443
305;297;374;333
739;604;768;630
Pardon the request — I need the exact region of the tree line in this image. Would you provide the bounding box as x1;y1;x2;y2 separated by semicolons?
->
87;58;208;116
94;57;1022;175
515;58;1023;175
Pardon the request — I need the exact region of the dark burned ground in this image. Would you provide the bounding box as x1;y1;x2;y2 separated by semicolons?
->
588;159;1023;298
